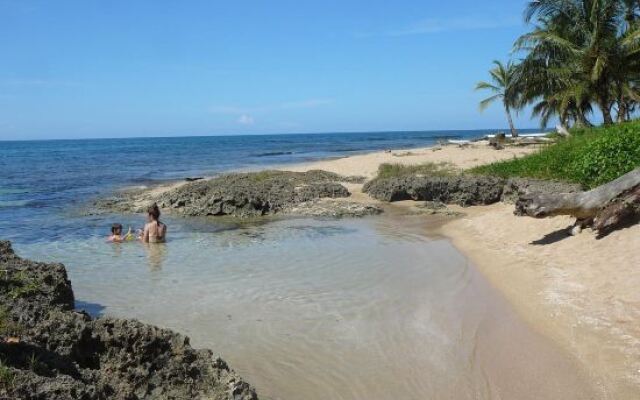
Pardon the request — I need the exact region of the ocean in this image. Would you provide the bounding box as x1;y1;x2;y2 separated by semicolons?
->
0;129;504;244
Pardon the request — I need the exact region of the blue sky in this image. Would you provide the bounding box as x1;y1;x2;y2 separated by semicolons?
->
0;0;538;140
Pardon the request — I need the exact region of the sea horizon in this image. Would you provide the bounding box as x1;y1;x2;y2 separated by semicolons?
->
0;126;545;143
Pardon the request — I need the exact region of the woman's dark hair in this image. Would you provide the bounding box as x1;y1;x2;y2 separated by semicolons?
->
148;203;161;221
111;223;123;234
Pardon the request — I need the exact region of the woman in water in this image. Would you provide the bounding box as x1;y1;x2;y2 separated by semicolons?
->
140;203;167;243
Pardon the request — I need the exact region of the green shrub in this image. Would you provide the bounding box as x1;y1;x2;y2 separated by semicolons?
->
0;359;14;389
2;270;40;300
471;121;640;188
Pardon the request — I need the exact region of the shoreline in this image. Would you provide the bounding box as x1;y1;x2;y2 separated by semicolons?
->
280;141;640;398
94;139;639;398
438;204;640;398
110;140;537;212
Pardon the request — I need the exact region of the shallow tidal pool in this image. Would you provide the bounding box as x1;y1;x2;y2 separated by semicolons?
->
17;213;596;400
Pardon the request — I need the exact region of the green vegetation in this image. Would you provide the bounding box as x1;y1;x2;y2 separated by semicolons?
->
7;271;39;300
0;306;21;337
28;353;47;375
0;359;14;389
375;162;458;180
245;170;281;182
471;122;640;188
478;0;640;130
475;61;520;137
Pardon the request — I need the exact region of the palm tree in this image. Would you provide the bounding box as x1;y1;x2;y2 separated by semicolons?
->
624;0;640;25
476;60;520;137
518;0;640;125
512;16;596;128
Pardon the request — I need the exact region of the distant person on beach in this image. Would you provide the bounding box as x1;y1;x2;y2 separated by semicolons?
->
139;203;167;243
107;223;134;243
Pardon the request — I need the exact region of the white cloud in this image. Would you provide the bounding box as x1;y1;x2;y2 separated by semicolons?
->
237;114;254;125
209;98;332;115
358;16;521;37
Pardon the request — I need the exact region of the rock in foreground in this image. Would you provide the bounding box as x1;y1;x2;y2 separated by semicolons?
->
0;241;257;400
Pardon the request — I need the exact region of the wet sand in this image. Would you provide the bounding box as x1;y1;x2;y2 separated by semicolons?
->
439;203;640;398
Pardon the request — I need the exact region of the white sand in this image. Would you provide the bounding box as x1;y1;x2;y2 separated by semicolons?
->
439;205;640;398
286;141;536;178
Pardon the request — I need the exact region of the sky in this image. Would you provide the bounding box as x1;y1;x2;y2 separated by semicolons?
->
0;0;540;140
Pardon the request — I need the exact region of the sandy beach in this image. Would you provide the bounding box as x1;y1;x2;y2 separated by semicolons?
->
285;140;536;178
285;141;640;398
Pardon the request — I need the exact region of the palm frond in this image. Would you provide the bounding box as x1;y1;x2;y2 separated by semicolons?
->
478;94;503;112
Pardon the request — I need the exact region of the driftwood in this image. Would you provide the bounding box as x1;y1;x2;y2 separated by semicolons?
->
516;168;640;234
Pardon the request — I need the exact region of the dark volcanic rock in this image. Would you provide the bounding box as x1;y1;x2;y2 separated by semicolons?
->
91;171;372;218
156;170;352;217
363;173;585;209
363;175;506;206
0;241;257;400
284;199;383;218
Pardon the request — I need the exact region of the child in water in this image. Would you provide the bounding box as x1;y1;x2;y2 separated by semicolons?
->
107;223;134;243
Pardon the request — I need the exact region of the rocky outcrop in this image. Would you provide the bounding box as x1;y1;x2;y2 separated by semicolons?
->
363;175;583;207
363;175;506;206
0;241;257;400
93;170;378;218
283;199;383;218
157;170;351;217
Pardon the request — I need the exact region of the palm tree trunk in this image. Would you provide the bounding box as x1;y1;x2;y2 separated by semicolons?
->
505;106;517;137
618;101;628;123
561;112;570;131
575;111;592;128
599;99;614;125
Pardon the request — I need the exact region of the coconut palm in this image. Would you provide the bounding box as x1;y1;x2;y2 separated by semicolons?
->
624;0;640;25
517;0;640;125
476;60;520;137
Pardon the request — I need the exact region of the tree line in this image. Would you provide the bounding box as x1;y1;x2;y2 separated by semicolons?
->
476;0;640;136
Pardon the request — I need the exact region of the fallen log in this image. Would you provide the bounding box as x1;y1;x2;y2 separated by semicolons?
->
592;184;640;233
516;168;640;234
